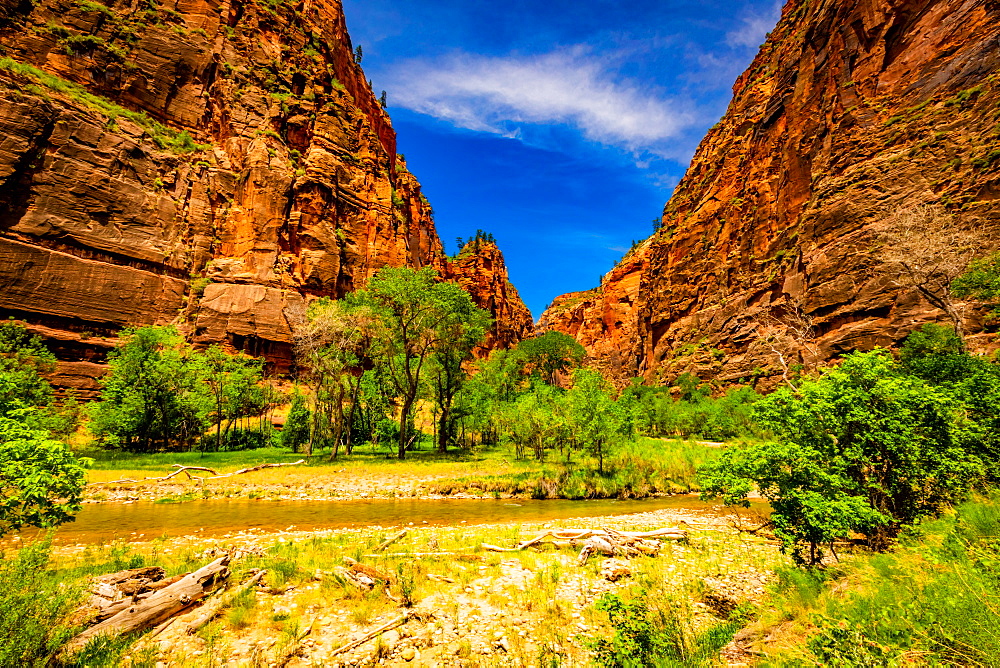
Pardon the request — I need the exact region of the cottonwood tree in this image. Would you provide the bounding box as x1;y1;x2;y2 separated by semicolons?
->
200;345;265;452
90;326;208;452
429;291;491;452
566;368;632;473
291;298;373;458
513;331;586;385
875;204;982;344
349;267;490;459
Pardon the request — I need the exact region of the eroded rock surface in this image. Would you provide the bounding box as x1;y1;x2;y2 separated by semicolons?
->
539;0;1000;386
0;0;529;389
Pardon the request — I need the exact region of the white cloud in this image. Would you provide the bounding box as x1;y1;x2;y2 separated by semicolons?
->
725;2;782;49
383;46;693;154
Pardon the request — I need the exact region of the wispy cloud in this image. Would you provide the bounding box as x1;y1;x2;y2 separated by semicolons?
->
383;46;693;155
725;2;782;49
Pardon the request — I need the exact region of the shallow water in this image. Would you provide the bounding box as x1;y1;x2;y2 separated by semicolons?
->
50;496;762;545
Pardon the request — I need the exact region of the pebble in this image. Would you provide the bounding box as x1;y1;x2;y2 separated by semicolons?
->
400;647;416;661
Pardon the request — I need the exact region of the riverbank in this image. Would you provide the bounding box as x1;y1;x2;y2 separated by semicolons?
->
81;439;720;504
34;503;785;667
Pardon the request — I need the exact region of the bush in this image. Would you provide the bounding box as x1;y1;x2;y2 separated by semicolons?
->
196;427;273;452
0;538;80;665
780;498;1000;665
699;349;983;564
280;391;310;453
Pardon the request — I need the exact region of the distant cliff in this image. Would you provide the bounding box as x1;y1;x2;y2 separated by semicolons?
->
539;0;1000;386
0;0;530;392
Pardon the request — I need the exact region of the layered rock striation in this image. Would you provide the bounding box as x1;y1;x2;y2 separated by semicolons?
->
539;0;1000;386
0;0;529;391
442;241;534;351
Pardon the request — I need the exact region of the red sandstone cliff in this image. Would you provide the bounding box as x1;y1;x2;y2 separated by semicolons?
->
442;241;534;351
539;0;1000;386
0;0;529;390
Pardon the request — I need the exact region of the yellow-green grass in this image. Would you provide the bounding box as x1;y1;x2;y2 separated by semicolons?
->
29;509;784;667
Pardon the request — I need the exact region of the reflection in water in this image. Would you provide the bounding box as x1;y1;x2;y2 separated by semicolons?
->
48;496;765;545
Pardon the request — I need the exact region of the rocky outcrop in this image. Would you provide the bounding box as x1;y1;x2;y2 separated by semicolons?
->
0;0;528;388
442;242;534;350
539;0;1000;386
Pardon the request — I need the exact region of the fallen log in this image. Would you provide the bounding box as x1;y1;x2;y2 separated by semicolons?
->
145;465;219;482
62;556;231;656
344;557;395;584
186;569;266;634
372;529;408;552
331;611;418;656
206;460;306;479
89;461;305;486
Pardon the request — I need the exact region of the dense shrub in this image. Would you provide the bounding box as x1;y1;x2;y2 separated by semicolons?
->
699;349;983;564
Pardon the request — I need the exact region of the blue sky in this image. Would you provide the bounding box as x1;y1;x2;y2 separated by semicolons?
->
342;0;782;318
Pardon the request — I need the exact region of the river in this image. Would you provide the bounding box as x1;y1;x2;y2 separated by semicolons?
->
49;496;761;544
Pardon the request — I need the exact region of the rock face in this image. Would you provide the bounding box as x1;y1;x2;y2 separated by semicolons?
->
539;0;1000;386
442;242;534;351
0;0;529;388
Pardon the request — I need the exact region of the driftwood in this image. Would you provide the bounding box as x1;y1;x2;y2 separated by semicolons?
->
90;460;306;486
186;569;266;634
344;557;395;584
373;529;408;552
63;556;231;656
481;527;687;564
333;566;375;591
205;460;306;479
331;611;419;656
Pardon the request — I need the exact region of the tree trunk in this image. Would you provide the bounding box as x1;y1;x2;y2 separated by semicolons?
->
63;557;230;657
437;403;451;453
398;395;415;460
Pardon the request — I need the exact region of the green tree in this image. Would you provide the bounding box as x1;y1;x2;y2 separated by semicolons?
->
0;413;87;537
292;299;373;457
953;250;1000;318
89;326;209;452
513;331;585;385
199;345;265;452
901;324;1000;469
566;368;632;473
280;389;311;453
0;320;56;415
429;290;491;452
699;350;983;565
348;267;489;459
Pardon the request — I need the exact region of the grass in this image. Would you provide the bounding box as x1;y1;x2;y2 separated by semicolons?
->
80;437;722;502
22;508;782;666
756;495;1000;666
427;438;721;499
0;57;209;154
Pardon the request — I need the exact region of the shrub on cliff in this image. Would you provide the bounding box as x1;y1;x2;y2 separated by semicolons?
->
699;349;983;565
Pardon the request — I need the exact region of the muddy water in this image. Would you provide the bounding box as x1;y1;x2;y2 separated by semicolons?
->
53;496;762;545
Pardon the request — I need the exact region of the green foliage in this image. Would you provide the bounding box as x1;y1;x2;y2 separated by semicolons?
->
0;57;208;154
0;416;87;536
280;389;310;453
0;539;81;666
199;345;266;453
347;267;490;459
566;368;633;472
953;250;1000;316
625;380;760;441
0;320;56;417
76;0;114;15
699;349;983;565
587;590;750;667
776;497;1000;666
89;326;208;452
510;331;585;384
901;324;1000;470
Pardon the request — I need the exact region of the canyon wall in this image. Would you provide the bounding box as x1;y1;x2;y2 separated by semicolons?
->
539;0;1000;387
0;0;529;392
